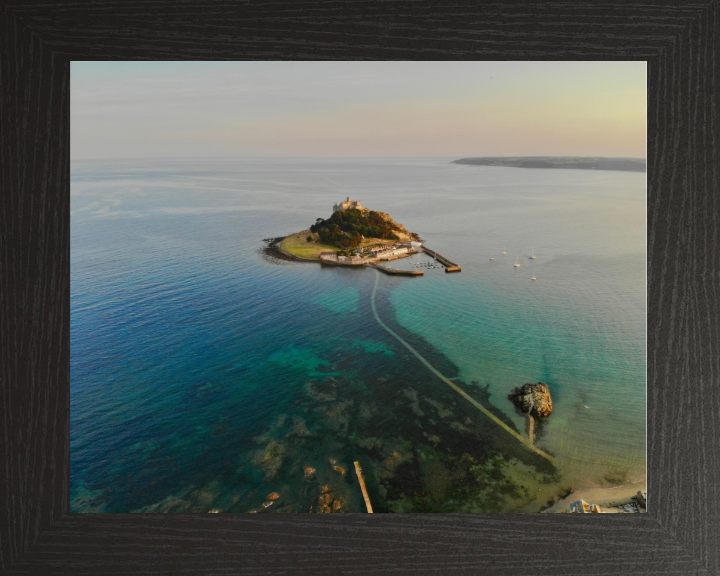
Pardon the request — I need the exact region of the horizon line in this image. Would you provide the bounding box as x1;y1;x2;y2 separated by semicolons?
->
71;154;648;162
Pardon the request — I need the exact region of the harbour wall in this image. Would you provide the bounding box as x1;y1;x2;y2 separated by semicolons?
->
369;263;423;276
421;246;461;273
319;259;367;268
267;236;457;275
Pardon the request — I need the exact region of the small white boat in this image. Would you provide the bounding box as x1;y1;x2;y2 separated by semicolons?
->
514;255;521;268
529;247;536;260
502;246;507;255
490;257;494;260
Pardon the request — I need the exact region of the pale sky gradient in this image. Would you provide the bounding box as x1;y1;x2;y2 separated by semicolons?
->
71;61;646;160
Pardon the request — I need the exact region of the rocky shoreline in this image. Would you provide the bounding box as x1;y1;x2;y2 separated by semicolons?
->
263;234;322;263
541;480;647;513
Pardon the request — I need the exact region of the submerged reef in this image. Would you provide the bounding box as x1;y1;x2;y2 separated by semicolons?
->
114;369;564;514
122;368;561;514
231;370;560;514
109;294;562;514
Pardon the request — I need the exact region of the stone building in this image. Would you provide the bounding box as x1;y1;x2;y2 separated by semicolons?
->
333;197;363;213
367;244;391;255
381;247;409;259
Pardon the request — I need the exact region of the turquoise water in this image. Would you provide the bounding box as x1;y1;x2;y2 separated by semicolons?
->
70;158;645;513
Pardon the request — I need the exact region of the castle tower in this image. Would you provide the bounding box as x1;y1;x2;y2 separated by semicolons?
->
333;197;362;212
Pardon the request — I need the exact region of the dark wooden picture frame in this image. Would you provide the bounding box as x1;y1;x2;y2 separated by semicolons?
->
2;2;718;574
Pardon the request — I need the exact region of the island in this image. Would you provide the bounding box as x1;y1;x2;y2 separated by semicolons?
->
265;197;461;274
452;156;646;172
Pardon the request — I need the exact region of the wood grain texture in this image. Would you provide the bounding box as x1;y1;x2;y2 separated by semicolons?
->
1;1;718;574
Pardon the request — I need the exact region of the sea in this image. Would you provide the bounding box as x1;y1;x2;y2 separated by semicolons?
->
70;157;646;513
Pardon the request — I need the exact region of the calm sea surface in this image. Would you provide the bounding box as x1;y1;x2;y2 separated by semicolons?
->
71;157;646;513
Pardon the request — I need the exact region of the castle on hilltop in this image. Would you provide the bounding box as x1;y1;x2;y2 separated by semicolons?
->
333;196;363;213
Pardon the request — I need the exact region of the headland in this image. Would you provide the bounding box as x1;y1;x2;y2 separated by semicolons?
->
452;156;646;173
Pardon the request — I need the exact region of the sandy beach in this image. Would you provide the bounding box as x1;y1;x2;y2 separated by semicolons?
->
542;480;647;513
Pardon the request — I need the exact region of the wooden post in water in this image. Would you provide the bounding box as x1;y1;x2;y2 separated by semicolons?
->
354;461;373;513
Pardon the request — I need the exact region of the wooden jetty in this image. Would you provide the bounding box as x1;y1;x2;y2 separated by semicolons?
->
354;461;374;513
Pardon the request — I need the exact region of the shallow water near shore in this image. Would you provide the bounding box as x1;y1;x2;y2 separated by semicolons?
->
70;157;646;512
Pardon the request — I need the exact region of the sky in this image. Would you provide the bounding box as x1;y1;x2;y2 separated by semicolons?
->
71;61;646;160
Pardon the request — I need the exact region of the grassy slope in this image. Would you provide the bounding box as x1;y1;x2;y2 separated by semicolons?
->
282;232;410;258
281;233;340;258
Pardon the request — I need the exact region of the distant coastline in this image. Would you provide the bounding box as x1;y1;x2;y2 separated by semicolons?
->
452;156;646;173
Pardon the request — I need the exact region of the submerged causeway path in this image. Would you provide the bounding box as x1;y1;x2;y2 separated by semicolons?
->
370;270;557;464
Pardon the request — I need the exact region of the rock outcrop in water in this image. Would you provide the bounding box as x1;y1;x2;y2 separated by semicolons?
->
508;382;553;417
317;487;345;513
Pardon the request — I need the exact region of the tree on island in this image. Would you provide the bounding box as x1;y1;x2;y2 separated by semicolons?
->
310;209;400;250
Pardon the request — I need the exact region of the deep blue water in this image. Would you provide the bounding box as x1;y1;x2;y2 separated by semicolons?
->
71;157;646;513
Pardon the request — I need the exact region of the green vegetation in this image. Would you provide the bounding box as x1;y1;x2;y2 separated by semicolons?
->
310;209;401;250
281;234;338;258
